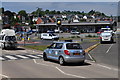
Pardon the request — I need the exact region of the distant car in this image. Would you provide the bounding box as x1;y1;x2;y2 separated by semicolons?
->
100;32;114;43
40;33;59;40
47;30;54;33
70;30;80;35
43;41;85;65
73;19;79;23
54;29;63;33
27;30;37;34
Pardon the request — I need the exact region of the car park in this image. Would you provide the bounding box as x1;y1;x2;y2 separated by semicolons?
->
70;30;80;35
43;41;85;65
40;33;59;40
100;32;114;43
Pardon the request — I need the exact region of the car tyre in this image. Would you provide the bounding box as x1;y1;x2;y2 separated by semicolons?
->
59;57;65;66
43;53;48;61
79;60;85;65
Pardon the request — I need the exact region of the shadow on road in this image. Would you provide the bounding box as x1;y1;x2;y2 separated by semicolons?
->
4;47;25;50
47;60;91;66
101;41;116;44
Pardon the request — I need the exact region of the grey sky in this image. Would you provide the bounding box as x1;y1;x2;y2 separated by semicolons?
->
1;0;120;2
2;2;118;16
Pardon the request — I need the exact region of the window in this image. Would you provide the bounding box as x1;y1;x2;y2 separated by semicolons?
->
43;34;47;36
5;36;16;41
54;43;63;49
49;43;56;49
66;43;82;49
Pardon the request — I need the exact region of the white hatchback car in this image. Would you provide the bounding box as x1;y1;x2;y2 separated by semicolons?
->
100;32;114;43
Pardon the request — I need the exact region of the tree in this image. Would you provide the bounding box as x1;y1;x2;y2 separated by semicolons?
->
18;10;27;17
45;9;50;14
88;10;95;15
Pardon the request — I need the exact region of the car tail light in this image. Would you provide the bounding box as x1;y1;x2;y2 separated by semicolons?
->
64;50;70;55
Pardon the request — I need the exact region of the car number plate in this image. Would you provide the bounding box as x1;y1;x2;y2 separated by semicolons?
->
74;53;80;55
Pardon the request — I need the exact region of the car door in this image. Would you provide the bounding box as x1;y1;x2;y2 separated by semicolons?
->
52;43;63;60
46;43;56;60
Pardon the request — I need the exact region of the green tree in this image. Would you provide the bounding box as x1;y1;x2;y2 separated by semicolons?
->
18;10;27;17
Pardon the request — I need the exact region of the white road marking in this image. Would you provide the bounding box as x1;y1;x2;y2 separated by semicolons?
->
26;55;39;58
97;64;112;70
106;44;113;53
55;67;85;78
0;74;9;79
33;59;86;78
0;57;5;61
5;55;18;60
15;55;28;59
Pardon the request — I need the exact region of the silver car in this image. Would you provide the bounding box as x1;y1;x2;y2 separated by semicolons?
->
43;41;85;65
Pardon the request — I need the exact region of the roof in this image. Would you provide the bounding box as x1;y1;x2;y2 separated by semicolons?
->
34;22;112;26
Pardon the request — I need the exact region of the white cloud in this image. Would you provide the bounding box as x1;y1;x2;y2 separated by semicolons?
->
1;0;120;2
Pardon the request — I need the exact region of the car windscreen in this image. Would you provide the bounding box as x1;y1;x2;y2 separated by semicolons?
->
101;33;111;36
66;43;82;49
5;36;16;41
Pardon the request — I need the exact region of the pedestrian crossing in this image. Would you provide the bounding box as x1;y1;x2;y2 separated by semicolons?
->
0;54;43;61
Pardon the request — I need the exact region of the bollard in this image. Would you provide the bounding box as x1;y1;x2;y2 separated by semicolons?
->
28;36;30;41
22;37;24;41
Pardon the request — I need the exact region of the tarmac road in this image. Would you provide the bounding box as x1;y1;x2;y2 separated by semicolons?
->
0;40;118;79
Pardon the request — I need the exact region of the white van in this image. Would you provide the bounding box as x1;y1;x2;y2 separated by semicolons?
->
40;33;59;40
100;32;114;43
0;29;17;49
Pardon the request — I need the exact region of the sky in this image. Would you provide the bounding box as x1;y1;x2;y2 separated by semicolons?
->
2;2;118;16
1;0;120;2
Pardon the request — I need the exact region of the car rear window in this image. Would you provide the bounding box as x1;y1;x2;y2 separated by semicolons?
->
66;43;82;49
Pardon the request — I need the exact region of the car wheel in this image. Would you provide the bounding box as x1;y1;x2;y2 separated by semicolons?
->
59;57;65;65
43;53;48;61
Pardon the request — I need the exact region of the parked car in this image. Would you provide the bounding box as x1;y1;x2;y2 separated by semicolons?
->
100;32;114;43
70;30;80;35
54;29;63;33
47;30;54;33
40;33;59;40
43;41;86;65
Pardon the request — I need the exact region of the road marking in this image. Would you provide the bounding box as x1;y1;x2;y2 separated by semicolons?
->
33;59;86;78
97;64;112;70
106;44;113;53
0;74;9;78
26;55;39;58
5;55;18;60
55;67;85;78
0;57;5;61
15;55;28;59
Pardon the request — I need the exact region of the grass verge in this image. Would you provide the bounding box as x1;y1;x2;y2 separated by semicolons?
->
24;45;48;51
